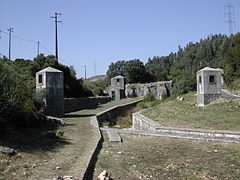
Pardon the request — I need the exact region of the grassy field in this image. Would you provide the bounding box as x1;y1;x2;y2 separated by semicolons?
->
94;133;240;180
142;92;240;131
0;97;140;180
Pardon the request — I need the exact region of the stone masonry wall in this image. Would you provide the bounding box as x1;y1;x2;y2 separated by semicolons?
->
125;81;172;99
64;96;111;113
96;100;142;125
132;110;240;143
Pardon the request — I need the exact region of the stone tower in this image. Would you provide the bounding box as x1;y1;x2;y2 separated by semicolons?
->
36;67;64;117
197;67;223;106
110;75;125;100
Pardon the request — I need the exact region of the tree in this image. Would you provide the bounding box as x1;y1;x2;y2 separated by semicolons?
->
224;33;240;88
107;59;153;83
145;56;173;81
0;59;35;116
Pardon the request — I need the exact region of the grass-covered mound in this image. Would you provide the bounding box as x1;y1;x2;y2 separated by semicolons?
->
142;92;240;131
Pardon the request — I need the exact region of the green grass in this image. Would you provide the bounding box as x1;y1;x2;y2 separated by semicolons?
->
94;133;240;180
142;92;240;131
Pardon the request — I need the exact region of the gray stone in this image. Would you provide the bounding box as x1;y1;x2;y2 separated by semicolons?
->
47;116;65;125
56;130;64;137
36;67;64;117
101;127;121;142
0;146;16;156
63;176;73;180
176;96;184;101
125;81;172;98
53;176;64;180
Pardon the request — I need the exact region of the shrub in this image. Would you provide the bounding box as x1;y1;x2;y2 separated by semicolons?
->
172;77;196;96
0;59;35;117
137;102;147;109
143;92;156;102
161;92;168;101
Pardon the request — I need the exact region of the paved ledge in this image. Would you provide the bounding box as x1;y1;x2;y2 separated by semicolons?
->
101;127;122;142
132;111;240;143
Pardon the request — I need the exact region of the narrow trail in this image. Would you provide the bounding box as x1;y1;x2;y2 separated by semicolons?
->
24;98;140;180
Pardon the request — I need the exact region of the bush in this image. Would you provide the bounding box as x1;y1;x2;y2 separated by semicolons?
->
137;102;147;109
172;77;196;96
0;59;35;117
143;92;156;102
161;92;168;101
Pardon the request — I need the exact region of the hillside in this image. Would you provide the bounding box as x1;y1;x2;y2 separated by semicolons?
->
87;75;107;82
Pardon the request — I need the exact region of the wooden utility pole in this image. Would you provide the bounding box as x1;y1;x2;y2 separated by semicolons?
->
8;27;13;60
51;12;61;61
37;41;40;56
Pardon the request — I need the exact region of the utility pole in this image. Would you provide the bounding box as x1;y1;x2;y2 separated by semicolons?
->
225;4;235;35
37;41;40;56
8;27;13;60
94;61;96;76
84;65;87;80
51;12;61;61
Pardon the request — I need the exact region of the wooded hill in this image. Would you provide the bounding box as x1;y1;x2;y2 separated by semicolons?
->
107;33;240;95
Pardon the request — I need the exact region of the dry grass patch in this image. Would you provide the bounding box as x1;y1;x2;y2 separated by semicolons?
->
94;133;240;180
142;92;240;131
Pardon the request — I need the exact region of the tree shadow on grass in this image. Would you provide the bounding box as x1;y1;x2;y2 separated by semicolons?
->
64;104;99;114
64;114;95;118
0;125;71;153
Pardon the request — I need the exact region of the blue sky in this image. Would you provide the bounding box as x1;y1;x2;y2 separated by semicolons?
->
0;0;239;78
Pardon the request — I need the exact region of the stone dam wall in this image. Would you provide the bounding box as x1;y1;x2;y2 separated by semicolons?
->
64;96;111;113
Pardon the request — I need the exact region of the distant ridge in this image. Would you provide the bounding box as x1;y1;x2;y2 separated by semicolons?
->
87;75;107;82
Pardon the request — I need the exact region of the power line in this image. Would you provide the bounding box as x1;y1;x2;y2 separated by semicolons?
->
51;12;62;62
0;29;75;68
225;4;236;35
39;42;53;54
0;29;38;43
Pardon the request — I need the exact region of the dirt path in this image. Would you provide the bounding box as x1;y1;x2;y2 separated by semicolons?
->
27;114;98;179
0;98;140;180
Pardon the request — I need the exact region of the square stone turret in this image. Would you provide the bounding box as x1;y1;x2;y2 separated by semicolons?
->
36;67;64;117
197;67;223;106
110;75;125;101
